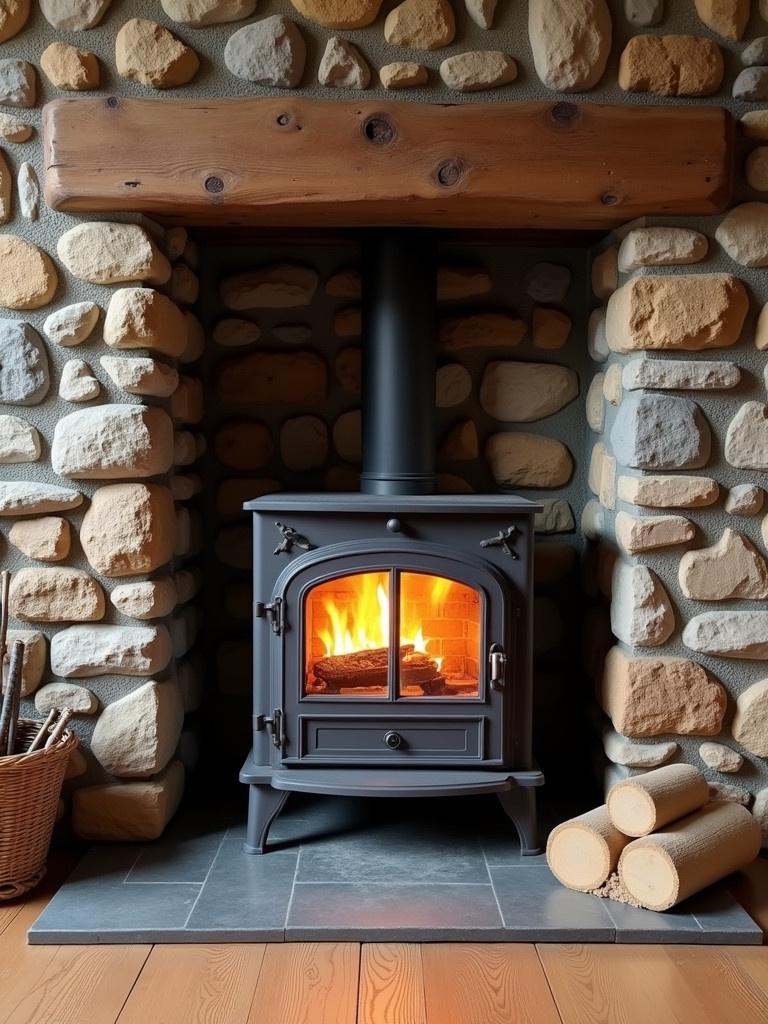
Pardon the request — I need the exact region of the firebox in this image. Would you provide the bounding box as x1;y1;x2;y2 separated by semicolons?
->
240;232;544;855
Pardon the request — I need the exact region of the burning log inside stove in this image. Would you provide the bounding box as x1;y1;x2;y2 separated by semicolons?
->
310;644;454;695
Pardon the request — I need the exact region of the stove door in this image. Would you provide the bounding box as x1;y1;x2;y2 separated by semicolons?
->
271;543;516;767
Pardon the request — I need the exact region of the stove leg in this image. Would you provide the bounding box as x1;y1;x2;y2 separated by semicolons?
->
497;788;541;856
244;785;290;854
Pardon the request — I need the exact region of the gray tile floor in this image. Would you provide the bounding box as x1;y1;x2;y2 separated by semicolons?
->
28;794;764;944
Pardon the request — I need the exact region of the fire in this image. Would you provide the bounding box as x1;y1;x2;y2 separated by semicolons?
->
317;572;451;664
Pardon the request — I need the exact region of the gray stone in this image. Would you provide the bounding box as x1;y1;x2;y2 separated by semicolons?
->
0;481;82;516
525;262;570;303
224;17;306;88
0;414;40;463
683;611;768;659
725;402;768;470
610;561;675;648
39;0;111;30
733;67;768;101
479;361;578;422
622;358;740;391
603;728;677;767
50;624;173;678
624;0;663;26
534;499;575;534
43;302;99;347
0;321;49;406
699;741;743;773
610;394;710;470
0;59;35;107
35;682;98;716
743;38;768;67
318;37;370;89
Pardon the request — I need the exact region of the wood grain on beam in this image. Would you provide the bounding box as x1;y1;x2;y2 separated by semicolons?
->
42;97;733;229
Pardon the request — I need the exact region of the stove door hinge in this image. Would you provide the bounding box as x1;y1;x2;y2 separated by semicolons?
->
254;708;285;749
254;597;284;635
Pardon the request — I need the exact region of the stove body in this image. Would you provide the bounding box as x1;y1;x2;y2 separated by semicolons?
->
240;232;544;853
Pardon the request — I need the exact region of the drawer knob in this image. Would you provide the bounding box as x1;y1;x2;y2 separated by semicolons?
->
384;730;402;749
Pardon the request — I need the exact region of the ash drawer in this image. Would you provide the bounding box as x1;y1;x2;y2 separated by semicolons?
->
298;715;484;762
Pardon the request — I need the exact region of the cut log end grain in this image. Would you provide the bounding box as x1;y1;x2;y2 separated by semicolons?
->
618;801;761;911
607;763;709;837
546;805;631;892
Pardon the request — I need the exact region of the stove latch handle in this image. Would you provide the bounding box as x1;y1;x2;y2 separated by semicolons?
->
489;643;507;691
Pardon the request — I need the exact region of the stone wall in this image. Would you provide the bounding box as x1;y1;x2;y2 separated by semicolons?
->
3;0;768;839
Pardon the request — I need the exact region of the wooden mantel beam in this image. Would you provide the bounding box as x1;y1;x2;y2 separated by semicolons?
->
42;96;733;230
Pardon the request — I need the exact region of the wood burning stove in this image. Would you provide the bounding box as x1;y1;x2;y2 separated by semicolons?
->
241;232;543;854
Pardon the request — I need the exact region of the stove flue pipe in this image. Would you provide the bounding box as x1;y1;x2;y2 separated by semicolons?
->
361;231;437;496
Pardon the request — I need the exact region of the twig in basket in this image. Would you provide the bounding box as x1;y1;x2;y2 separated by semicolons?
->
5;641;24;756
0;640;23;756
0;571;10;691
25;708;57;754
44;708;73;749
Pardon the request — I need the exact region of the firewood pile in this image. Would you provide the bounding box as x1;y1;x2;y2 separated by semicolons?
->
546;764;761;911
309;644;456;695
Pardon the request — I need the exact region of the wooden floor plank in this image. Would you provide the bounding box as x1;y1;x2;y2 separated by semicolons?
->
538;944;768;1024
422;944;561;1024
248;943;359;1024
726;947;768;999
117;944;267;1024
358;944;426;1024
3;944;150;1024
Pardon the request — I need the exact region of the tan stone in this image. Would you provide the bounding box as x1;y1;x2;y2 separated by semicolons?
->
727;484;764;517
115;19;199;89
746;148;768;192
52;405;174;480
57;223;169;286
683;611;768;659
100;356;179;398
465;0;495;28
699;741;743;773
111;579;178;620
606;274;747;353
213;318;260;348
733;680;768;756
380;61;427;88
91;679;183;778
600;645;726;737
618;35;724;96
588;442;607;495
384;0;455;50
4;629;45;696
618;227;708;271
725;402;768;470
679;529;768;601
591;246;618;299
215;420;273;470
694;0;748;40
335;347;361;396
325;268;360;298
0;150;11;224
35;682;98;716
9;516;70;562
51;624;172;678
220;263;318;309
439;51;517;92
40;42;99;91
615;510;694;555
318;37;370;89
0;414;40;463
59;359;100;403
0;0;29;42
290;0;381;26
103;288;187;358
480;361;577;422
0;236;58;311
528;0;611;92
72;761;184;841
181;312;204;363
281;415;327;470
716;204;768;268
602;363;622;406
532;307;571;349
617;474;719;509
586;374;605;433
333;307;361;338
171;376;203;426
161;0;256;25
216;351;326;405
332;409;361;462
437;265;491;301
439;419;478;461
440;312;524;350
486;433;573;488
741;110;768;140
9;567;104;623
39;0;112;31
436;363;471;407
622;357;740;391
603;729;677;769
80;484;175;578
0;112;31;142
43;302;99;348
610;562;675;648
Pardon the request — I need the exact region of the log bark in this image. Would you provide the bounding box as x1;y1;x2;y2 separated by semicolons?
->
607;764;709;837
546;805;631;892
618;800;761;911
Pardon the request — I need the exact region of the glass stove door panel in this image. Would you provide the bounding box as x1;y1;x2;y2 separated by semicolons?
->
398;572;482;698
304;571;391;697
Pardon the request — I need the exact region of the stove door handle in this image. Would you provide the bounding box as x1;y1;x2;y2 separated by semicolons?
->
489;643;507;691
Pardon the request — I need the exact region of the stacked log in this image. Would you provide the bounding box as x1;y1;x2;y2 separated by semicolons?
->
547;764;761;911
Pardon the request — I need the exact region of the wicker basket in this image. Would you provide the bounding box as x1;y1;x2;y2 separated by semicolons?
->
0;720;78;901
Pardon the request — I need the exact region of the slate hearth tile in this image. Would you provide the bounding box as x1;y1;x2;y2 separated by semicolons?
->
481;833;548;867
297;820;489;884
489;865;615;941
184;838;297;940
688;886;763;944
126;830;226;884
604;898;704;944
286;881;506;940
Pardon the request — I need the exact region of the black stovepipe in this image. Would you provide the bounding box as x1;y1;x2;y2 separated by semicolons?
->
360;230;437;496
